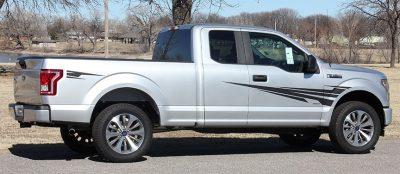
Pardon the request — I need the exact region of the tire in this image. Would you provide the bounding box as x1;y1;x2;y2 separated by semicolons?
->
279;130;321;147
329;101;381;154
60;127;96;155
92;103;153;162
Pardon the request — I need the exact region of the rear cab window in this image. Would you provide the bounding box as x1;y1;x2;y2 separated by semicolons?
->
152;29;192;62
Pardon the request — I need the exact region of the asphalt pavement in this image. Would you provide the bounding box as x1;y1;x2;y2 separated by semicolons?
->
0;137;399;174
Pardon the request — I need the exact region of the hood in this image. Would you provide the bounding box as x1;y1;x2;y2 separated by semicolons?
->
328;64;386;78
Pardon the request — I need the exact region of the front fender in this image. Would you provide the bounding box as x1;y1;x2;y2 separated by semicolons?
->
321;78;388;126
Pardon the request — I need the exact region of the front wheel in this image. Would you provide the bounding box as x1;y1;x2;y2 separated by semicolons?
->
92;103;153;162
279;130;321;147
329;101;381;154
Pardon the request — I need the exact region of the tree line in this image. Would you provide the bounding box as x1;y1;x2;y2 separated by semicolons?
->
0;0;399;67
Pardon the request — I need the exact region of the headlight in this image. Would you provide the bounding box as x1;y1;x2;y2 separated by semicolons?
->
381;79;390;102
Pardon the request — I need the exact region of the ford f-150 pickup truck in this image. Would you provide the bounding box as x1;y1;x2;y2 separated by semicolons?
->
9;24;392;162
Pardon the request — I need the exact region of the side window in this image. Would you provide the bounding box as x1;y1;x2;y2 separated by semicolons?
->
249;32;306;72
152;29;192;62
209;31;238;64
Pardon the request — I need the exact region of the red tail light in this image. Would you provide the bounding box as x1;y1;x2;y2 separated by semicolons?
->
40;69;63;95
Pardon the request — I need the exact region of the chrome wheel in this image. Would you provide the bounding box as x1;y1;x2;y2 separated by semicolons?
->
342;110;374;147
106;113;145;154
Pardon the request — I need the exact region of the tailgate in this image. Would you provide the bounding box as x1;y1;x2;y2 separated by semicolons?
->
14;57;44;105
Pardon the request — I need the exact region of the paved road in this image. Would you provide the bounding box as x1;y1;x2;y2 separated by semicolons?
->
0;137;399;174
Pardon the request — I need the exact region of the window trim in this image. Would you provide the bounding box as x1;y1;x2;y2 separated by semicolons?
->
243;31;318;74
208;30;246;65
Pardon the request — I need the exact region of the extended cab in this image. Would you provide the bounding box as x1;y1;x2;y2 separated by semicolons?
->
9;24;392;162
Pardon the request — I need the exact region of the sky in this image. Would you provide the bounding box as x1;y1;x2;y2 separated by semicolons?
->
106;0;349;19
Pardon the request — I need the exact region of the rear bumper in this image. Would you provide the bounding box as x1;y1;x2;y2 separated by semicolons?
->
384;108;392;126
9;103;51;123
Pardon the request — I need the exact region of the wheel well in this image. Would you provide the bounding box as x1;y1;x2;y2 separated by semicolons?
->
91;88;160;126
335;90;384;128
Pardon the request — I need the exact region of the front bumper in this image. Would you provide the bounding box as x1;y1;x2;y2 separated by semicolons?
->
384;107;393;126
9;103;51;123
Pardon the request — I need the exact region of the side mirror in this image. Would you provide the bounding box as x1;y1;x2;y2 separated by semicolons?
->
304;55;319;73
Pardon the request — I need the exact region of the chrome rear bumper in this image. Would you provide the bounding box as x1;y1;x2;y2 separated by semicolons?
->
9;103;51;123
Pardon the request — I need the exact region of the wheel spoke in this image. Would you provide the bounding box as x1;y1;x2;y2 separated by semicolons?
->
360;119;374;128
353;131;360;145
359;130;371;142
106;130;119;139
126;136;139;151
129;127;145;137
356;111;364;123
126;116;138;129
345;116;356;126
110;116;124;130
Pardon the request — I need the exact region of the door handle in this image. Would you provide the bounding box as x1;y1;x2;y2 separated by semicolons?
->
253;75;268;82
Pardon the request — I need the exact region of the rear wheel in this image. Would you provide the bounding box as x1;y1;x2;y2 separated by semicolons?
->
279;130;321;147
329;101;381;153
92;103;153;162
60;127;96;155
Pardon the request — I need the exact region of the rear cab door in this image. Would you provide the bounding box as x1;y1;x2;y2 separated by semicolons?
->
200;27;250;127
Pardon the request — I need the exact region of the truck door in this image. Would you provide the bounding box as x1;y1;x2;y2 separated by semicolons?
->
242;31;324;126
201;29;249;127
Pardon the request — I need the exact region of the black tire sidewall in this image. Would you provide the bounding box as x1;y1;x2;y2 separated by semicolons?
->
330;101;381;153
60;127;96;155
92;103;153;162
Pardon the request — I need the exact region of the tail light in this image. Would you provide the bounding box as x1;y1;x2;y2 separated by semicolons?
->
40;69;63;95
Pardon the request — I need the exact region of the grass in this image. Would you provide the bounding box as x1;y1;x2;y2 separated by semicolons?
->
0;63;398;150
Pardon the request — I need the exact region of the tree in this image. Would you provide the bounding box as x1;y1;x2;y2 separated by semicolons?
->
47;17;69;40
339;10;370;63
299;15;337;45
145;0;233;25
126;3;163;51
1;9;47;49
349;0;400;68
83;11;103;52
0;0;94;13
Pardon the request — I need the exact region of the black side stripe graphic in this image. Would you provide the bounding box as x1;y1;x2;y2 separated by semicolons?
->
67;70;102;79
226;82;349;106
279;87;338;98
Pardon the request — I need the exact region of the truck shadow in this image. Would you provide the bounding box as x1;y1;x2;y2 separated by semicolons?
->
8;137;335;162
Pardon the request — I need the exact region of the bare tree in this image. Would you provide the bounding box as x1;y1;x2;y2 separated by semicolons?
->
83;11;103;52
339;10;370;63
68;14;86;52
47;17;69;40
144;0;234;25
0;0;94;13
1;9;47;49
126;3;163;51
349;0;400;67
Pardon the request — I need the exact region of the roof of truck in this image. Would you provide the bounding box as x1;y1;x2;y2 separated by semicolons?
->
161;24;277;33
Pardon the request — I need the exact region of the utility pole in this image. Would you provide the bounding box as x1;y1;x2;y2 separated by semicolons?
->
314;17;317;48
104;0;109;58
274;19;277;30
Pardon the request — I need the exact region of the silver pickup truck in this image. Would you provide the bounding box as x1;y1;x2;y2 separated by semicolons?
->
9;24;392;162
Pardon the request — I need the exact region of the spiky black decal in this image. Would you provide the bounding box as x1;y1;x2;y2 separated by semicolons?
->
66;70;102;79
226;82;349;106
